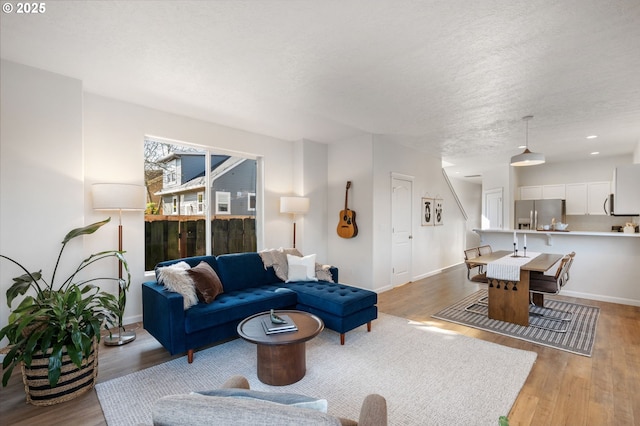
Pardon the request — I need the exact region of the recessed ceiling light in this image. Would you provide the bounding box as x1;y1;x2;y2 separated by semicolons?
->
441;160;454;167
586;135;598;139
590;151;600;155
518;145;527;149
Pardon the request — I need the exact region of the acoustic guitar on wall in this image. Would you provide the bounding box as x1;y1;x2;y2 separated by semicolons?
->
337;181;358;238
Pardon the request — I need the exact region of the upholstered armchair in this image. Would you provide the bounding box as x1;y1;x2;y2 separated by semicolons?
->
152;375;387;426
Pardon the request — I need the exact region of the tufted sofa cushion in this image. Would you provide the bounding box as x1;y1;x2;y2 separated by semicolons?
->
284;281;377;317
184;285;297;334
215;253;280;292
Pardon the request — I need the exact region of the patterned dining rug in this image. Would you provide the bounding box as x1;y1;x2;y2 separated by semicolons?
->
432;290;599;357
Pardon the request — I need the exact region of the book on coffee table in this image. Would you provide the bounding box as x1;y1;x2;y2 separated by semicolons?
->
261;315;298;334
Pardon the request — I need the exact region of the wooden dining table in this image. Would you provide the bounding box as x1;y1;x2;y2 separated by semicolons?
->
467;250;563;326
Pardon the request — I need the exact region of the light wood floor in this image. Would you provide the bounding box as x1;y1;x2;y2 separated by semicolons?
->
1;264;638;425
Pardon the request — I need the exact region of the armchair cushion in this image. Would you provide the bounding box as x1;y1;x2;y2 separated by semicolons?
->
152;393;341;426
195;388;328;412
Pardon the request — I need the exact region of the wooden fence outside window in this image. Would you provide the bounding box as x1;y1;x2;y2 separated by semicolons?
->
144;215;256;271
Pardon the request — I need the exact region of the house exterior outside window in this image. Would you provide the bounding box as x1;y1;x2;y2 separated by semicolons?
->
144;138;259;270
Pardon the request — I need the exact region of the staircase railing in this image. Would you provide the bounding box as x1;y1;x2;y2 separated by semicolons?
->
441;168;468;221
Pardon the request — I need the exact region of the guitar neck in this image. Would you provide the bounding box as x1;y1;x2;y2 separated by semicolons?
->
344;181;351;210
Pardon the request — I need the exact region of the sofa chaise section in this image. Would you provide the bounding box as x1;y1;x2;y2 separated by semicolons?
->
286;281;378;345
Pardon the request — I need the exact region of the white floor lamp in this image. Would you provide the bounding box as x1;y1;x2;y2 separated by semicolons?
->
280;197;310;248
92;183;145;346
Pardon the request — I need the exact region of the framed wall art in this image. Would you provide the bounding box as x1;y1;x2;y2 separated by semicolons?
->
421;197;434;226
434;198;443;225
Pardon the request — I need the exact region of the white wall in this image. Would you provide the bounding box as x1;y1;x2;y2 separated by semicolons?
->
0;60;307;331
297;140;329;261
83;93;307;324
449;177;483;248
371;137;467;290
327;135;374;288
326;135;473;292
0;60;84;336
634;141;640;163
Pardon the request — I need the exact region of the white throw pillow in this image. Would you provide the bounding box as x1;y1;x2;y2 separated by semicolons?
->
286;254;318;282
157;261;198;309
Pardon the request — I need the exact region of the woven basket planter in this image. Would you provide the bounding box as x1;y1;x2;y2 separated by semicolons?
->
20;338;99;406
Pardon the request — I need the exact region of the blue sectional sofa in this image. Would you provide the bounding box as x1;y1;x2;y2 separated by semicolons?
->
142;252;378;362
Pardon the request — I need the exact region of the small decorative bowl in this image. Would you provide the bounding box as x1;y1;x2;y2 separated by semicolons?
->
554;223;569;231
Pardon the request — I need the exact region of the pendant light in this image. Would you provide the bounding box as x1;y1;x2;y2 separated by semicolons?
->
510;115;545;166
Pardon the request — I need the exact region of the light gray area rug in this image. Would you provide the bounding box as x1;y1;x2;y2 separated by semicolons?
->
96;313;537;425
433;290;599;357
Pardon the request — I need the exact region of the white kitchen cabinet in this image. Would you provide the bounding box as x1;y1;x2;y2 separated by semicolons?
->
587;181;610;215
520;184;566;200
565;183;587;214
565;182;610;215
613;165;640;215
542;184;566;200
520;186;542;200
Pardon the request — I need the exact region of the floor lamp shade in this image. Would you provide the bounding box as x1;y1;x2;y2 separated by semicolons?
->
280;196;310;214
92;183;146;211
91;183;145;346
280;197;309;248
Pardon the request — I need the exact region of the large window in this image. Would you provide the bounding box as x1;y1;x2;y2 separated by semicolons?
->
144;137;259;270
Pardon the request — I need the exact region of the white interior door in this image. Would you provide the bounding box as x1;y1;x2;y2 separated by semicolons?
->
391;175;412;286
484;188;503;229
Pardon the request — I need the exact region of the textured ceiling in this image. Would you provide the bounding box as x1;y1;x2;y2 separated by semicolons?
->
2;1;640;179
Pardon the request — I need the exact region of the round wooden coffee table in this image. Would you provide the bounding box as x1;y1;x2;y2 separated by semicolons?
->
237;310;324;386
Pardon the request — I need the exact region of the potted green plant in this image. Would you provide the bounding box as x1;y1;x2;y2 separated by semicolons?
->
0;218;126;405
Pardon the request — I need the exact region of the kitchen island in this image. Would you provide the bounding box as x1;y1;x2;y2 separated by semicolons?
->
473;229;640;307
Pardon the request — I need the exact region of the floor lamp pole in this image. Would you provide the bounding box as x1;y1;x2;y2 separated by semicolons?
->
104;210;136;346
292;215;297;248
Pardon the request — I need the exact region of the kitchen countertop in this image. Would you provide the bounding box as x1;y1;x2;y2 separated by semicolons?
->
473;228;640;237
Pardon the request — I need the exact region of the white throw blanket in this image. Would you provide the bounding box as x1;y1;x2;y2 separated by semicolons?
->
486;252;540;281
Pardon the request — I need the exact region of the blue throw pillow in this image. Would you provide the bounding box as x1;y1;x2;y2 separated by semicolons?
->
194;388;328;412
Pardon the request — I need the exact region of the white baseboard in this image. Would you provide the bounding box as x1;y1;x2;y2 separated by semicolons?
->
375;284;394;294
124;314;143;326
413;261;463;282
560;290;640;307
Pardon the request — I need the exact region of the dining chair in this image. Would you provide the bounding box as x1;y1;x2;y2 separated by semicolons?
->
463;247;489;315
528;252;576;332
464;248;487;283
478;245;493;256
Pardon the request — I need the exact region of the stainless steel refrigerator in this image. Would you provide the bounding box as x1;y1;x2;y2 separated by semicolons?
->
514;199;566;230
